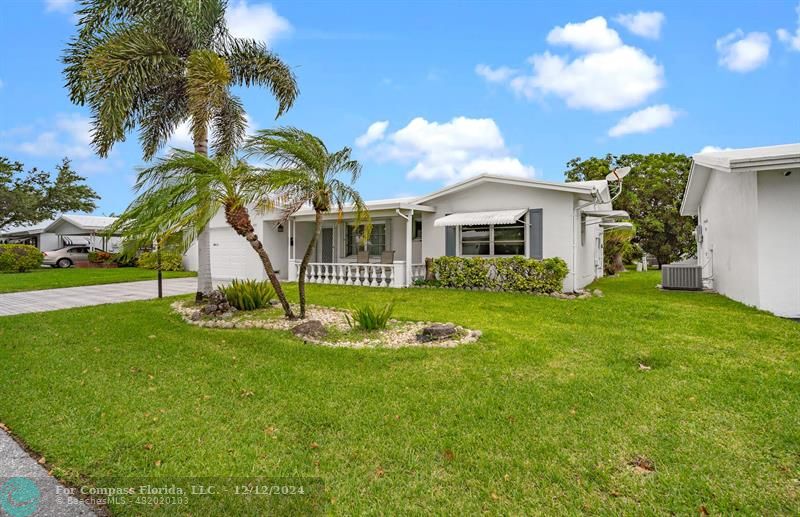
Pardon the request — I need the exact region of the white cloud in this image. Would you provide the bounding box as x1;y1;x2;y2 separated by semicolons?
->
716;30;770;72
698;146;734;154
356;116;535;183
478;16;664;112
16;114;93;159
225;1;292;44
608;104;680;137
546;16;622;52
474;64;517;83
510;46;663;111
777;2;800;51
44;0;74;14
355;121;389;147
614;11;665;39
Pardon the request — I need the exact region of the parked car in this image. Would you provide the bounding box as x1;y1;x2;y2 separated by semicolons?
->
42;245;98;268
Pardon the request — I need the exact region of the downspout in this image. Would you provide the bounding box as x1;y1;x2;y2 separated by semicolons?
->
396;208;414;287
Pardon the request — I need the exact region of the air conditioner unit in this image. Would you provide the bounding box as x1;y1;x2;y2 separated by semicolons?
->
662;263;703;291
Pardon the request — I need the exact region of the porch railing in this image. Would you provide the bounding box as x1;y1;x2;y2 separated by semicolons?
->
411;263;426;282
290;260;406;288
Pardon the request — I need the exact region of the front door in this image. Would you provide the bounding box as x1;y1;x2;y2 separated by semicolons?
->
321;228;334;263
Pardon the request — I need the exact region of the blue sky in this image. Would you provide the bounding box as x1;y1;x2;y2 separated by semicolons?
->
1;0;799;215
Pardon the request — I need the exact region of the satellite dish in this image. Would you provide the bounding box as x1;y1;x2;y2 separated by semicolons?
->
606;166;631;182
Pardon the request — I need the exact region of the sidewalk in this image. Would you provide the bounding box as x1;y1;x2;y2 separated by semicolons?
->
0;428;96;516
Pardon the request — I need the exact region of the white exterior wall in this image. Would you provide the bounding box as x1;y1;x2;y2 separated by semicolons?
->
757;171;800;317
697;169;760;308
38;233;61;251
207;207;288;282
419;182;593;291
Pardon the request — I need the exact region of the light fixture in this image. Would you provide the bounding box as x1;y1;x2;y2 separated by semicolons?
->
277;224;284;232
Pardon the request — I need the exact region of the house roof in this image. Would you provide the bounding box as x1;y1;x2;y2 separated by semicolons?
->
0;219;54;237
681;143;800;216
413;173;606;204
692;143;800;172
44;214;118;232
291;197;435;217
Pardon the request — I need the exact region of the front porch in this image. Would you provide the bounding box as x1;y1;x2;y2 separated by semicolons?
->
284;200;433;288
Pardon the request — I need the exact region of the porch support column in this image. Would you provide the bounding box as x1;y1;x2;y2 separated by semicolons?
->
405;209;413;286
287;219;296;281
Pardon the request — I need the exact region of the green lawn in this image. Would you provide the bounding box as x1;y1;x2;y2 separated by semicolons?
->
0;267;196;293
0;271;798;514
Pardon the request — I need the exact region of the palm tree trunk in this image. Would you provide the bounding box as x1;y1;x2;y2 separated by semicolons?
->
194;134;213;301
225;203;295;319
297;210;323;319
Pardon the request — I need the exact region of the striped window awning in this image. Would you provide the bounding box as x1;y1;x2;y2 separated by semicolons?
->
434;208;528;227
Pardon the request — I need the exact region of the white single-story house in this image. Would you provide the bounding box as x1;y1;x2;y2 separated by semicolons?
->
205;173;629;292
680;143;800;318
0;214;122;252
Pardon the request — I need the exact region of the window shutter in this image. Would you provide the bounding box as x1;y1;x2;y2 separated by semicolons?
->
529;209;543;259
445;226;456;256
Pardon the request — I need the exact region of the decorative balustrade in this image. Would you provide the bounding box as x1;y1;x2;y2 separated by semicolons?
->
411;264;426;282
291;261;407;288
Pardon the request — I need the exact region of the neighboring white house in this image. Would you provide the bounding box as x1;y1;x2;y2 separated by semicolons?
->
205;173;629;292
680;143;800;318
0;214;122;252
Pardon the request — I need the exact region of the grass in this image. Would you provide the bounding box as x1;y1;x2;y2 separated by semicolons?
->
0;267;196;293
0;271;798;514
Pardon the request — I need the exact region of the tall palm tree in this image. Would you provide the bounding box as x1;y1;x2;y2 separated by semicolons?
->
111;150;295;318
244;128;369;318
63;0;298;299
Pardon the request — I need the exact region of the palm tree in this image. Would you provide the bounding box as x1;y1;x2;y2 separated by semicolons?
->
63;0;298;299
244;128;369;318
111;150;295;318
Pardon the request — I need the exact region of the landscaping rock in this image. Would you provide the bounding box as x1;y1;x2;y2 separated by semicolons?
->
291;320;328;340
417;323;457;342
592;289;604;297
190;311;201;321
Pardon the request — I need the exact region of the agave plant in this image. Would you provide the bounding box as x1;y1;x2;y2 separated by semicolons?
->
344;303;395;331
220;279;276;311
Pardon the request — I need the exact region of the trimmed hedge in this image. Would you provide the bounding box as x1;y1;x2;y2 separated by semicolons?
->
137;250;184;271
430;256;568;293
0;244;44;272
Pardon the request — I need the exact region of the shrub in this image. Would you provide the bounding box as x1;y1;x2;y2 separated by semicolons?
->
88;250;114;263
0;244;43;272
430;256;568;293
345;303;394;331
219;279;275;311
137;250;184;271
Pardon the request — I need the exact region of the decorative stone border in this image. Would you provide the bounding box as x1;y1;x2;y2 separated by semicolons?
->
171;301;482;349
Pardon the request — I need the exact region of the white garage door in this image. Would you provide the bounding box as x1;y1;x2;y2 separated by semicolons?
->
209;227;265;281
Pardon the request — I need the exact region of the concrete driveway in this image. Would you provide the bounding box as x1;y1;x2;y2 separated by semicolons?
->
0;278;197;316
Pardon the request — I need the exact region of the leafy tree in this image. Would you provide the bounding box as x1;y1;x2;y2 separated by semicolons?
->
110;150;295;318
603;227;636;275
565;153;695;266
245;128;369;318
63;0;299;298
0;157;99;232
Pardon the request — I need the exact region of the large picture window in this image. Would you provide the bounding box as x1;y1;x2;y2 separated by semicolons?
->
461;223;524;256
346;223;386;256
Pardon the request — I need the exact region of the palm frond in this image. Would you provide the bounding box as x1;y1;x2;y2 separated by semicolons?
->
223;38;298;117
210;93;246;157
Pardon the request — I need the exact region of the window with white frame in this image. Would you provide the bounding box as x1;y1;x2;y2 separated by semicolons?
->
461;222;525;256
346;223;386;256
